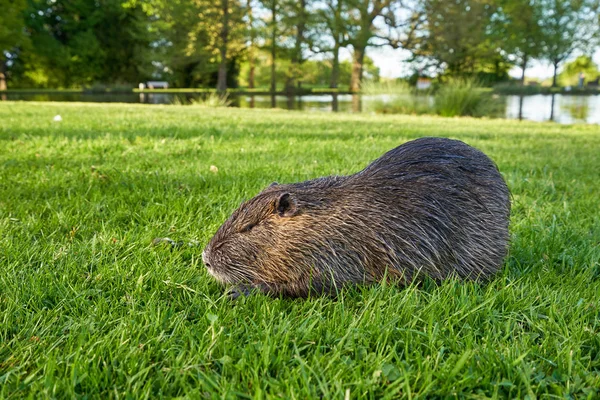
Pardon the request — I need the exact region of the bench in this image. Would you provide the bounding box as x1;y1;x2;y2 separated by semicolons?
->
141;81;169;90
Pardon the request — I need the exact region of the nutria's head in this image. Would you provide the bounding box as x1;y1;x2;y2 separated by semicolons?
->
202;184;309;286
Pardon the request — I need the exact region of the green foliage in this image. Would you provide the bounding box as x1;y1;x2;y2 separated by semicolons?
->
495;0;546;74
362;80;432;115
185;0;248;90
360;79;411;95
368;79;503;118
537;0;600;86
3;0;600;90
189;92;232;107
493;82;548;95
411;0;509;78
238;51;379;89
0;0;27;53
12;0;153;88
434;78;497;117
145;0;221;88
559;56;600;87
370;95;433;115
1;103;600;397
0;0;28;89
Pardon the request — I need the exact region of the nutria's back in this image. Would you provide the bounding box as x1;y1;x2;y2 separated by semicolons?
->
203;137;511;298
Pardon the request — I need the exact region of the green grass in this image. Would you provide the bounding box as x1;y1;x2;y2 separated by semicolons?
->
1;102;599;398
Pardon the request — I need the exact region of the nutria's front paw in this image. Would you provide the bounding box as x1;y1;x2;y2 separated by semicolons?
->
226;285;255;300
227;283;273;299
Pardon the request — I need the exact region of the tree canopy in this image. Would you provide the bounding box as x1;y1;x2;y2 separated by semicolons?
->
2;0;599;90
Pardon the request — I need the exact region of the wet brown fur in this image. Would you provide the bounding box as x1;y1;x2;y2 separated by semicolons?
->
202;137;511;298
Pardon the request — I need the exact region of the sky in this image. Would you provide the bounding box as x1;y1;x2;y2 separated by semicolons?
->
362;47;600;81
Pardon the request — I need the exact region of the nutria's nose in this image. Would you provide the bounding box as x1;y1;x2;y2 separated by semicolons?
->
202;250;210;268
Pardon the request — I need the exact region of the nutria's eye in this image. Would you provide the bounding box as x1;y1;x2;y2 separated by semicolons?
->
240;223;256;233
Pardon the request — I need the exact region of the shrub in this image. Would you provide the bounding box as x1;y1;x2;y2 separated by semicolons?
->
434;78;497;117
371;95;432;115
366;78;503;118
363;80;433;115
360;80;412;95
190;92;231;107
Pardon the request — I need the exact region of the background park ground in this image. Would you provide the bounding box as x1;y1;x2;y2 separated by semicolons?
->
1;102;599;398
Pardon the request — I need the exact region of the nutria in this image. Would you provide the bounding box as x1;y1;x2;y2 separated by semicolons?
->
202;137;510;298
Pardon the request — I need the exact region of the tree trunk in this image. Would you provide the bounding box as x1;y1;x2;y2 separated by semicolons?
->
285;67;293;94
0;57;7;91
518;95;524;120
331;93;338;111
520;54;528;86
216;0;229;92
248;58;255;89
217;49;227;92
350;46;365;92
247;0;255;89
285;0;306;94
351;93;361;112
552;61;559;87
330;44;340;89
270;0;277;99
329;0;343;89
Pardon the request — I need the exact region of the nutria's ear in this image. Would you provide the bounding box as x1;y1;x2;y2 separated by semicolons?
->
275;192;298;217
268;181;279;188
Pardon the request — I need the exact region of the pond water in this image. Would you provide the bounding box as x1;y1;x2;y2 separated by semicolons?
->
2;92;599;125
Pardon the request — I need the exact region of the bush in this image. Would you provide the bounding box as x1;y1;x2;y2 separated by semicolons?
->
371;95;432;115
363;80;432;115
434;78;496;117
190;92;232;107
366;78;504;118
360;80;412;95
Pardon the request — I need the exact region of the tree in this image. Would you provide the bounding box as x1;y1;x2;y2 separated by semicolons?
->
237;51;379;88
558;55;600;86
408;0;504;78
347;0;388;91
346;0;424;91
20;0;153;87
178;0;246;90
211;0;247;91
266;0;280;95
280;0;311;92
137;0;216;88
314;0;352;88
255;0;283;94
539;0;600;87
0;0;28;90
246;0;258;88
137;0;245;89
217;0;231;91
496;0;545;85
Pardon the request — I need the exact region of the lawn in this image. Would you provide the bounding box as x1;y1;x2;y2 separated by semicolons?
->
1;102;599;398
